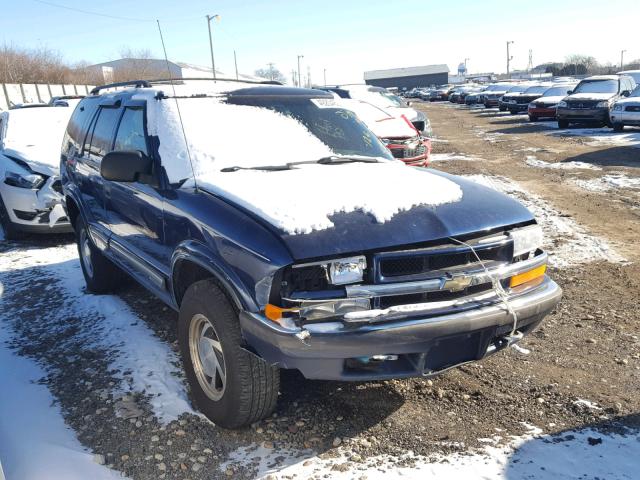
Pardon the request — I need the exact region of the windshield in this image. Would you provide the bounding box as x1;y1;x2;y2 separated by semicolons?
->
379;91;407;107
507;85;528;93
543;86;574;97
573;79;618;94
487;84;514;91
524;85;550;95
630;86;640;98
5;107;72;151
155;96;393;182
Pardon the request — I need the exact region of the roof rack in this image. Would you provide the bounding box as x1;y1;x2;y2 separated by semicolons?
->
145;77;282;86
90;80;152;95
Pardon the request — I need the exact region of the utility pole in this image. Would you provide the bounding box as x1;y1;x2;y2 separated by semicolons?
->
206;14;220;80
323;68;327;86
307;66;311;88
621;49;627;69
233;50;238;80
291;69;297;86
297;55;304;88
506;41;514;77
527;49;533;73
267;62;275;81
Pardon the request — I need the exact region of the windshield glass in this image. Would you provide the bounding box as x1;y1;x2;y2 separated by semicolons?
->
573;79;618;94
630;86;640;98
543;86;574;97
155;96;393;182
524;85;550;94
507;85;528;93
379;91;407;107
487;84;514;91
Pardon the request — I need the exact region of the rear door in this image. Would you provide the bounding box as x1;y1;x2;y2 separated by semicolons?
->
71;101;121;243
104;102;170;295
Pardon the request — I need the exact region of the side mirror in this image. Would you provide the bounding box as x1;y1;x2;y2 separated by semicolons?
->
407;101;413;106
621;90;631;97
101;150;153;183
567;90;573;95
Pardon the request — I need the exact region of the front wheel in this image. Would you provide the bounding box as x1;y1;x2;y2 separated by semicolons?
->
75;218;124;293
613;123;625;132
558;119;569;129
529;115;538;122
0;194;25;240
178;279;279;429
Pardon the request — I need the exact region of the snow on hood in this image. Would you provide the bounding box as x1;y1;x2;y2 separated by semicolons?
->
338;99;416;139
567;93;614;101
196;162;463;235
536;95;566;104
1;107;73;176
613;96;640;105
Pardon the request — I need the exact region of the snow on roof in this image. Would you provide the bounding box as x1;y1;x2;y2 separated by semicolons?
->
364;64;450;81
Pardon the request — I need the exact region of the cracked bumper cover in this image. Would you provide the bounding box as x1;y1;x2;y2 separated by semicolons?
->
239;276;562;380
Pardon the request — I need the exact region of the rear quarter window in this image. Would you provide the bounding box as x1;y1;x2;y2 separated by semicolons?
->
64;98;100;155
86;107;122;160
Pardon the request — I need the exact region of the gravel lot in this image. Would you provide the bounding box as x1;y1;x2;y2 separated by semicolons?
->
1;102;639;479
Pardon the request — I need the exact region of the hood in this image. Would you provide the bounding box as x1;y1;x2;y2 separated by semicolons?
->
613;97;640;106
2;146;59;176
567;92;615;101
387;106;420;122
535;95;566;105
199;165;534;260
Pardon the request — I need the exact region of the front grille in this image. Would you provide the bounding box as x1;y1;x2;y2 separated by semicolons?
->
390;143;426;160
625;105;640;112
379;282;495;309
567;100;598;109
377;241;511;282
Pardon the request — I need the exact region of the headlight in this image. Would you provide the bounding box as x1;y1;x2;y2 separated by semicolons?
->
328;256;366;285
508;225;543;258
612;104;623;111
4;171;45;189
596;101;610;108
557;101;568;108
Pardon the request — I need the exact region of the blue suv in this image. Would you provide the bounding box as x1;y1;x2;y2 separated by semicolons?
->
61;79;561;428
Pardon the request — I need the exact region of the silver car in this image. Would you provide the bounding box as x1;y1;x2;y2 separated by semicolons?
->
0;106;74;239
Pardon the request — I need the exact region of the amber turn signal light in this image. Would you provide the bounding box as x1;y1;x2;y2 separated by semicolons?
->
510;264;547;288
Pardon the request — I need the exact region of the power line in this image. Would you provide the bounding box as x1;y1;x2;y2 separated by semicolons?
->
32;0;199;23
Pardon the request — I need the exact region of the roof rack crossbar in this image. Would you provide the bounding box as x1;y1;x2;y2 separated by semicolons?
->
145;77;282;86
90;80;152;95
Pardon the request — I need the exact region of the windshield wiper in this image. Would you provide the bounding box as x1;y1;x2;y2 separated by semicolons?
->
221;156;383;173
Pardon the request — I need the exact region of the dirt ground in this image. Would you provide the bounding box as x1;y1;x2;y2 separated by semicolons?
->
1;102;639;479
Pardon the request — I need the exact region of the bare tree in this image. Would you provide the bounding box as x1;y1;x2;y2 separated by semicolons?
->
0;44;71;84
254;65;287;83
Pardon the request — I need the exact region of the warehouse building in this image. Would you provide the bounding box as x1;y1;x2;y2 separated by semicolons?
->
363;64;450;89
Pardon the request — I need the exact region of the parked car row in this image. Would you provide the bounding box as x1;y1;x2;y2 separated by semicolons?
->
433;72;640;131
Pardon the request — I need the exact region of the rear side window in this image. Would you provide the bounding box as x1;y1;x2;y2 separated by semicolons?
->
64;98;99;153
87;107;122;159
114;108;148;155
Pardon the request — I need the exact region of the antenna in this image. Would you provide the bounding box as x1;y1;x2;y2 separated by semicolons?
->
156;19;198;191
527;49;533;72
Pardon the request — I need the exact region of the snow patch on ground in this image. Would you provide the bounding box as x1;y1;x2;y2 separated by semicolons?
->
430;152;478;162
464;175;625;266
574;174;640;193
0;243;193;424
222;424;640;480
0;324;125;480
549;127;640;148
197;163;464;235
473;127;509;143
525;156;602;170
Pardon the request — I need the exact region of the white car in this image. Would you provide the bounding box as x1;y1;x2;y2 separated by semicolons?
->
617;70;640;85
320;84;432;136
0;106;74;239
610;86;640;131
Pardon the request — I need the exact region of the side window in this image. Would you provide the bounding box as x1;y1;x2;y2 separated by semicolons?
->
87;107;122;160
114;108;148;155
66;98;99;153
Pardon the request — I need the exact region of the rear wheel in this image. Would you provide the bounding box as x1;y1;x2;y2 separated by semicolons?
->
613;123;625;132
529;115;538;122
0;194;25;241
178;279;279;429
75;218;124;293
499;106;507;112
558;119;569;129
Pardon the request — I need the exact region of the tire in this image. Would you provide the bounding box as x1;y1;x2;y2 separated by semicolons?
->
558;119;569;129
0;193;25;240
178;279;279;429
75;217;124;293
613;123;624;132
529;115;538;122
499;106;506;112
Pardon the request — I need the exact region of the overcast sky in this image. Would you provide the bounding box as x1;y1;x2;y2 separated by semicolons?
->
2;0;638;84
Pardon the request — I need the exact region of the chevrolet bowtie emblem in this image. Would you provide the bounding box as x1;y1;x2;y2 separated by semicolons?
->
443;276;473;292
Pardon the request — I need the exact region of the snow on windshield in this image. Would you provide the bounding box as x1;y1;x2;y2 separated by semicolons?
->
4;107;72;152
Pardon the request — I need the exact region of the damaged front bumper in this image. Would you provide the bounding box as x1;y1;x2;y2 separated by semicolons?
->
1;176;72;233
240;275;562;381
